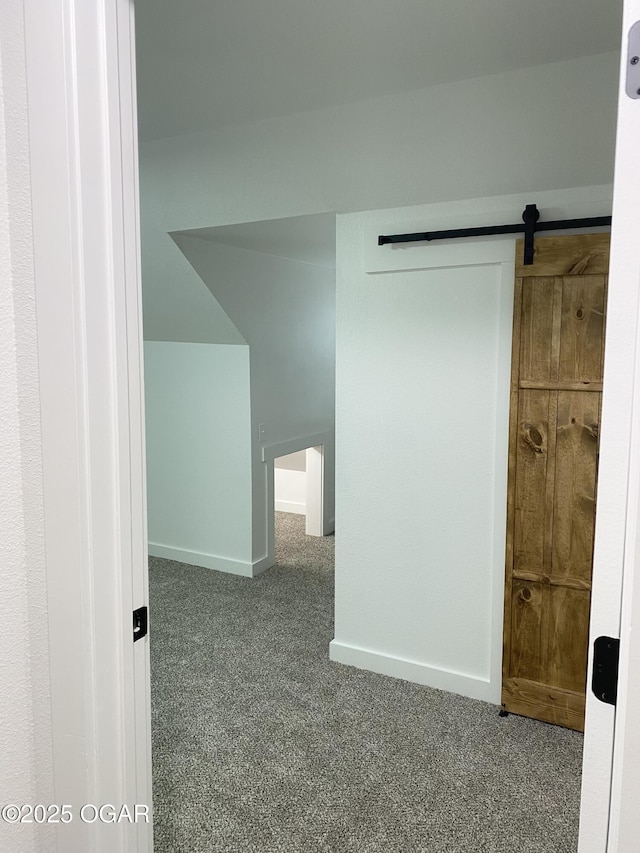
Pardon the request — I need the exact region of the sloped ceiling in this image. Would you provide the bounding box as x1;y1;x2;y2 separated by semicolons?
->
176;213;336;269
135;0;622;142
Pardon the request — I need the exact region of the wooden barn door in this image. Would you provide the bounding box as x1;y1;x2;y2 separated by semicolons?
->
502;233;610;731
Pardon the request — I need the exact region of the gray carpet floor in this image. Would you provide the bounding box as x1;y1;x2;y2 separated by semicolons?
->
149;513;582;853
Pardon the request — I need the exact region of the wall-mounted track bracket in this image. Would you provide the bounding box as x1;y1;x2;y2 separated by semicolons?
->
377;205;612;266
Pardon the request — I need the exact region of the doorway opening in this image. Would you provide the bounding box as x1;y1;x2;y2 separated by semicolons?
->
275;446;327;537
274;450;308;517
20;0;633;848
131;6;624;852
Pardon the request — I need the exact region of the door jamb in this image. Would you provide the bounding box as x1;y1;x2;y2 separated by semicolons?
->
24;0;152;850
588;3;640;850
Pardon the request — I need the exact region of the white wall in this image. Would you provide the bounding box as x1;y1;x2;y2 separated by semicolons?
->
139;50;618;690
276;449;307;471
141;229;245;344
0;3;54;849
145;342;255;575
331;185;613;703
275;451;307;515
274;468;307;515
139;51;618;340
173;237;336;565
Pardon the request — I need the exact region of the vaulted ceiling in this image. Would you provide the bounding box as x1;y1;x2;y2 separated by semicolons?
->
135;0;622;142
175;213;337;268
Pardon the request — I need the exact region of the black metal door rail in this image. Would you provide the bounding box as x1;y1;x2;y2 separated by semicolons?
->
378;204;612;265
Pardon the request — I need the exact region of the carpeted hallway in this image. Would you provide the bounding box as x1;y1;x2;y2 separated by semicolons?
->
149;513;582;853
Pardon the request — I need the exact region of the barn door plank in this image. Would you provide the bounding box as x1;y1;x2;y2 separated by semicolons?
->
502;234;609;731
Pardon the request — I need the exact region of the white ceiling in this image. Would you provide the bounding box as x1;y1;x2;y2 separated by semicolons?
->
135;0;622;142
177;213;337;268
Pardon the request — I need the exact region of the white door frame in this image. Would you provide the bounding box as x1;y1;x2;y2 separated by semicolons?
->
587;3;640;851
305;445;330;537
21;0;640;850
579;4;640;850
24;1;151;851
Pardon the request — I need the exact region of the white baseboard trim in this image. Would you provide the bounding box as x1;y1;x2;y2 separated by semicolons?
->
329;640;498;704
274;500;306;515
251;553;274;577
149;542;260;577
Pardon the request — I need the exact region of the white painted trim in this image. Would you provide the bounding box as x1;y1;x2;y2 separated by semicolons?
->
24;1;152;850
305;445;325;536
149;543;272;578
329;641;495;704
594;4;640;852
489;256;516;696
251;554;274;576
113;6;153;850
261;430;333;462
275;500;306;515
150;543;252;577
321;441;336;537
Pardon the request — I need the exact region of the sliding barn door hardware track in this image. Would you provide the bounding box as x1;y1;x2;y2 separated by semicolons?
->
377;204;612;265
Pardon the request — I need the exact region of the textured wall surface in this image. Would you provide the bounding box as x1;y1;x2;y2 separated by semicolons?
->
0;1;54;850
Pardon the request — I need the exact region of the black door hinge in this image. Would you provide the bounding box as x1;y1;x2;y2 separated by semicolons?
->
592;636;620;706
133;606;148;642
